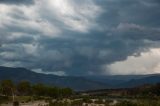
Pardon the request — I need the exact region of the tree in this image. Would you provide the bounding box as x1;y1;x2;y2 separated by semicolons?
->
17;81;31;96
0;83;2;94
46;87;60;98
61;88;73;97
0;80;15;102
32;83;46;96
1;80;15;96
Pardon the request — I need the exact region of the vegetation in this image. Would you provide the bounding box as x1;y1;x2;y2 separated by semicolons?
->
0;80;15;96
0;80;73;98
1;79;160;106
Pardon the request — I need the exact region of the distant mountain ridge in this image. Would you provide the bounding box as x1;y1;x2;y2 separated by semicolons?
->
85;74;160;88
0;66;107;91
0;66;160;91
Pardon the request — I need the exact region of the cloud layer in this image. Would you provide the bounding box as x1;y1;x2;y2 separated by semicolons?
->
0;0;160;76
0;0;34;5
106;48;160;75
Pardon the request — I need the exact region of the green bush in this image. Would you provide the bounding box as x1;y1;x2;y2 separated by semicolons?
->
94;99;104;104
71;100;83;106
116;101;137;106
82;97;92;103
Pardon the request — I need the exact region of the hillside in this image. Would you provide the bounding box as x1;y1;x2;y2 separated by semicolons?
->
0;66;160;91
86;74;160;88
0;66;107;91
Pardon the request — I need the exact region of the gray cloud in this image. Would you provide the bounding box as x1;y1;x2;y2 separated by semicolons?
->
0;0;34;5
0;0;160;75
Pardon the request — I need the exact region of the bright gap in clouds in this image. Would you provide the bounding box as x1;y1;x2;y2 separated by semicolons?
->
106;48;160;75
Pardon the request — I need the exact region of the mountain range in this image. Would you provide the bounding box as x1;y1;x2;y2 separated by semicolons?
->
0;66;160;91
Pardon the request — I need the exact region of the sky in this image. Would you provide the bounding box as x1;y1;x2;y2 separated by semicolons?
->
0;0;160;76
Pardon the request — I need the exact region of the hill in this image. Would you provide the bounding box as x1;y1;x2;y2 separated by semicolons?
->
86;74;160;88
0;66;107;91
0;66;160;91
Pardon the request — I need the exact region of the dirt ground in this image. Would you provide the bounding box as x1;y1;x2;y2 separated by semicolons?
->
1;101;48;106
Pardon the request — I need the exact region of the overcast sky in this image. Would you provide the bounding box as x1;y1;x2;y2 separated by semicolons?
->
0;0;160;76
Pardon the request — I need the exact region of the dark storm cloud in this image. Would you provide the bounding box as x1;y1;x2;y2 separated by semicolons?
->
0;0;34;5
0;0;160;75
31;30;154;75
96;0;160;29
